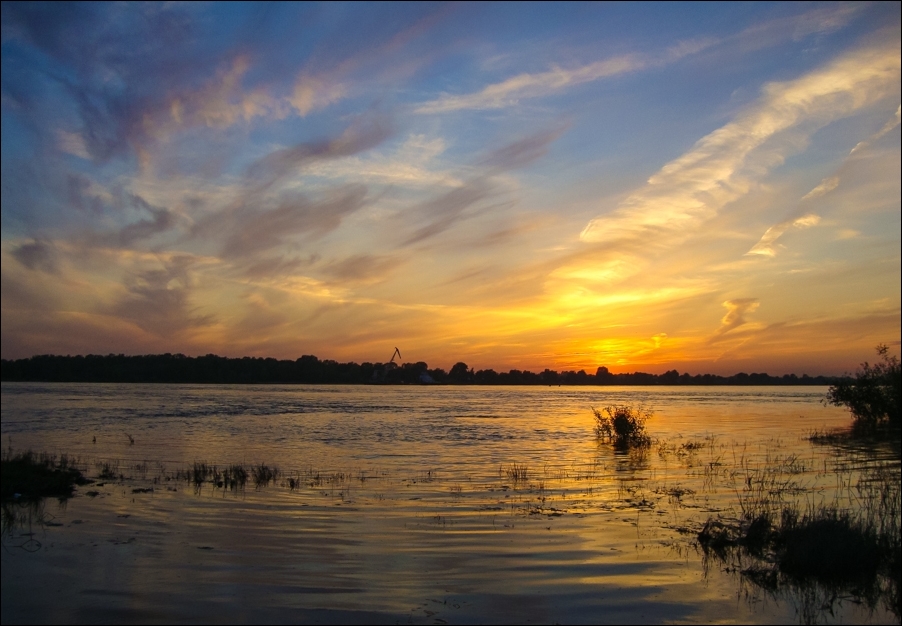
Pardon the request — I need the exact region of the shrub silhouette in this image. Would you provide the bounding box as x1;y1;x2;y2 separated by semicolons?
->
592;405;651;447
826;345;900;430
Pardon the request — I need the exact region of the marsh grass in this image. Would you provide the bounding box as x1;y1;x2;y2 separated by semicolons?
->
1;450;90;502
593;405;652;448
252;464;279;487
698;463;901;620
222;464;248;490
0;449;87;552
96;459;121;480
504;463;528;483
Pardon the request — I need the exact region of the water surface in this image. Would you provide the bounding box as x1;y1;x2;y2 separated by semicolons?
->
1;384;895;624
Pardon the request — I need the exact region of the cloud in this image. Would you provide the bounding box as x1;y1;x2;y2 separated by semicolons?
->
800;176;840;201
304;134;462;187
166;56;286;129
246;115;394;187
242;256;316;280
114;195;179;246
318;254;406;285
746;213;821;257
12;239;59;273
652;333;668;349
480;127;566;171
2;3;360;171
2;3;209;163
415;55;644;113
167;61;346;131
400;179;494;246
289;75;347;117
727;4;862;52
849;104;901;155
712;298;760;339
413;5;861;116
177;118;394;262
580;40;900;252
112;254;213;337
65;175;105;214
210;185;369;260
56;131;91;159
397;129;564;247
748;102;901;258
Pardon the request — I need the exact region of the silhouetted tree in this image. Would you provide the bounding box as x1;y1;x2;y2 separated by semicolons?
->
827;345;901;430
449;362;472;384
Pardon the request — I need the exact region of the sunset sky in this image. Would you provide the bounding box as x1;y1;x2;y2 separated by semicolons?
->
2;2;899;375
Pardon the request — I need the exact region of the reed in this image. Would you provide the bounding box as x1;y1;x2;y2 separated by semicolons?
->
504;463;528;483
252;464;279;487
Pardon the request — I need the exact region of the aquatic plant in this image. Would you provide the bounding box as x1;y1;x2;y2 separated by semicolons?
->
592;405;652;447
223;464;248;490
97;460;120;480
252;464;279;487
192;461;212;486
826;344;901;431
504;463;528;483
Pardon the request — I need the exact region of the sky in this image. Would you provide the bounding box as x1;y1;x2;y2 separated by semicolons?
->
1;2;899;376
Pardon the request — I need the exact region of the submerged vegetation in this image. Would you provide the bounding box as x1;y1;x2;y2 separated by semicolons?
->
592;405;652;448
826;344;901;432
171;461;278;490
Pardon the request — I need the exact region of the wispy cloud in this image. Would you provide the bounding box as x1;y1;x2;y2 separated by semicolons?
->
112;254;213;337
712;298;760;340
318;254;406;285
400;179;494;246
581;40;900;250
304;134;462;187
396;129;564;247
747;214;820;257
749;102;901;258
12;239;59;274
416;56;644;113
246;115;394;188
167;59;348;130
113;195;179;247
195;185;369;260
414;4;861;116
800;176;840;201
849;104;901;155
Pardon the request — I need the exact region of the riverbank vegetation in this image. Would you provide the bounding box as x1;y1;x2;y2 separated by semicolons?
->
826;345;900;432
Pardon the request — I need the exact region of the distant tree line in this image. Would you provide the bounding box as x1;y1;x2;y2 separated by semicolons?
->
0;353;847;386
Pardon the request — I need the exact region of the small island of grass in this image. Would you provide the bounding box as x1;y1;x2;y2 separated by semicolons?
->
1;451;91;502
